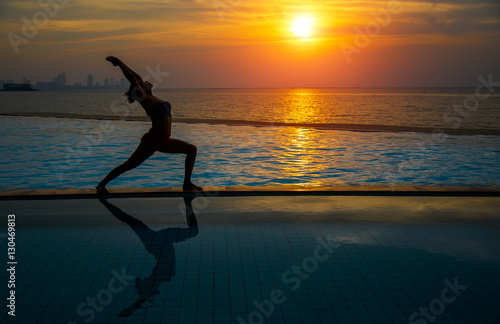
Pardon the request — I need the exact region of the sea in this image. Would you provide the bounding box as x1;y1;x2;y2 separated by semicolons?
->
1;88;499;190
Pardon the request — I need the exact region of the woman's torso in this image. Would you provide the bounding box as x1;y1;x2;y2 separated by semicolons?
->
144;97;172;135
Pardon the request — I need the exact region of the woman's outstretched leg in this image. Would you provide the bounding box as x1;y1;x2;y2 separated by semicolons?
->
159;138;202;191
96;142;156;193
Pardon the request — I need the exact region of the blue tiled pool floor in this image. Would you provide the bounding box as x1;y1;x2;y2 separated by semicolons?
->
1;196;499;324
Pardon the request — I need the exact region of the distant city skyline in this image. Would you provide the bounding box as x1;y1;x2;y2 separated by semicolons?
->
0;72;127;90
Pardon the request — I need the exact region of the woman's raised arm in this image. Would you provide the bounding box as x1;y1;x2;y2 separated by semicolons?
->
106;56;143;85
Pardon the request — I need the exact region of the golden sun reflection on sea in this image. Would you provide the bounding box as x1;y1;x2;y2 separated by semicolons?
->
274;126;343;187
277;89;320;124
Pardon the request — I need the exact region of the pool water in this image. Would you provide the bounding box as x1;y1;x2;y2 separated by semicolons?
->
0;116;499;191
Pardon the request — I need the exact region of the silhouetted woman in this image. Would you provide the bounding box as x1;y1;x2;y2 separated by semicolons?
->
96;56;202;193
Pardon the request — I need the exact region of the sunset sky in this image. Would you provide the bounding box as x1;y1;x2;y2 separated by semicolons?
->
1;0;499;88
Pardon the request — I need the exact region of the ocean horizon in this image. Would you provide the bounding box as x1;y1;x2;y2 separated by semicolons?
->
1;87;499;128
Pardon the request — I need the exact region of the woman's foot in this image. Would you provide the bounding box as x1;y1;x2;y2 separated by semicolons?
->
183;182;203;192
96;184;109;194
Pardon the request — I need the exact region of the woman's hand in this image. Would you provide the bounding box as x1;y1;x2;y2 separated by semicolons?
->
106;56;121;66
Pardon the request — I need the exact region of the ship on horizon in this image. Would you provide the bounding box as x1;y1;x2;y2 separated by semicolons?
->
1;83;37;91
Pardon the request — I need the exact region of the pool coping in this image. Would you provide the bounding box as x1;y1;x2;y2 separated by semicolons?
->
0;185;499;200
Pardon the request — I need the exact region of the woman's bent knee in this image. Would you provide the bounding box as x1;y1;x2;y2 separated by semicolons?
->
188;144;197;155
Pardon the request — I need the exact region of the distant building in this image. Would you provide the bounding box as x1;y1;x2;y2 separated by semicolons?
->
87;75;93;87
34;72;66;90
110;78;115;88
36;81;58;89
95;82;100;87
120;78;126;88
52;72;66;87
104;78;109;87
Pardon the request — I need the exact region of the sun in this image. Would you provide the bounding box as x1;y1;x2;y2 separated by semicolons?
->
290;15;314;38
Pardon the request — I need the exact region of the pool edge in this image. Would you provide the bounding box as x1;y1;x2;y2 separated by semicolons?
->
1;185;499;200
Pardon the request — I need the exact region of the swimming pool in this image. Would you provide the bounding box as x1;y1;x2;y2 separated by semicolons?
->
0;116;499;191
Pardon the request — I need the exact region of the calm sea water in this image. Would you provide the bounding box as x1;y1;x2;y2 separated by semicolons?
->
0;88;499;190
2;88;500;129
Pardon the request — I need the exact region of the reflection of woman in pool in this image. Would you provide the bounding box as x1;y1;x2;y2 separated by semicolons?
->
99;197;198;316
96;56;202;193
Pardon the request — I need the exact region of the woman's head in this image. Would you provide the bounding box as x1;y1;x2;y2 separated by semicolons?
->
123;81;153;103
